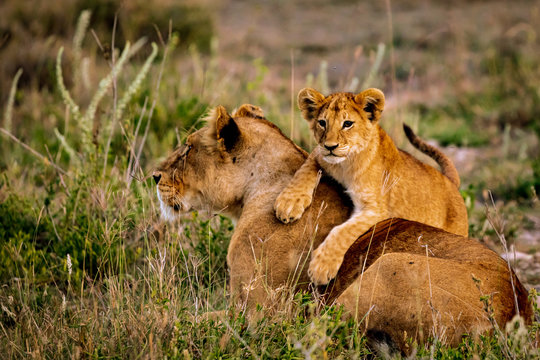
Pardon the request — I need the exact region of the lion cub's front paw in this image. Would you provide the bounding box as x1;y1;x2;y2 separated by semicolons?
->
308;245;343;285
274;190;312;224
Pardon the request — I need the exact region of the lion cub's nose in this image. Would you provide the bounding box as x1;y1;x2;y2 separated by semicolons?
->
324;143;339;151
152;171;162;184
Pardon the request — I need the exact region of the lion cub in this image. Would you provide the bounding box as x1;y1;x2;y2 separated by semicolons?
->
274;88;468;285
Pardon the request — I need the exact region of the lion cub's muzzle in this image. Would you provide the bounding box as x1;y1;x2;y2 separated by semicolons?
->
320;144;348;164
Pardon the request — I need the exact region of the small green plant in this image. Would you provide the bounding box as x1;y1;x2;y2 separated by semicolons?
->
180;212;233;291
460;183;477;216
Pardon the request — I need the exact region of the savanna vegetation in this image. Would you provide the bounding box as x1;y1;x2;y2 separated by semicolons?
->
0;0;539;358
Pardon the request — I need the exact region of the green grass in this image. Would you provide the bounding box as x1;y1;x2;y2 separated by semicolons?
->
1;3;540;359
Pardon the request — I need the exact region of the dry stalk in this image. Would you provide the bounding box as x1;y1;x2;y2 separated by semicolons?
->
0;127;67;175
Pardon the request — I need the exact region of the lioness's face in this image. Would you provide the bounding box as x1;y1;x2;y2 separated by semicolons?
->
153;131;208;220
297;88;385;164
153;104;264;221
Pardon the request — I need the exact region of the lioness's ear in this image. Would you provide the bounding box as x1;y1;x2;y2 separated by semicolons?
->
233;104;265;119
215;105;240;152
355;88;385;122
298;88;325;122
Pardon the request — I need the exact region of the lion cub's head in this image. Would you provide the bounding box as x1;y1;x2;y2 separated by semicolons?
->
298;88;385;164
153;104;266;221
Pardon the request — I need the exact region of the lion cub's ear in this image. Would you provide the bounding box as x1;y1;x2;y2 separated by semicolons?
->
298;88;326;122
214;105;241;152
233;104;265;119
355;88;385;122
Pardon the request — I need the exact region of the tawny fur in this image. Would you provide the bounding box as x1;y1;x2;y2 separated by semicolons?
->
274;88;468;285
403;123;460;187
154;104;530;354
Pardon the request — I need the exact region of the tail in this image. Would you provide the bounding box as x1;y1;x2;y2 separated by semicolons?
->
403;124;460;188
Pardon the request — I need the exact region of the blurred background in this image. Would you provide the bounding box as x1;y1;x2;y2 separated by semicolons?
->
0;0;539;356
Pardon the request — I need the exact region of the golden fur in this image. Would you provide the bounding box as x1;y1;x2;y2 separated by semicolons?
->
154;104;530;353
274;88;468;285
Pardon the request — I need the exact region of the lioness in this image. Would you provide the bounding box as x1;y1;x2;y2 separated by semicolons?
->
274;88;468;285
153;104;531;353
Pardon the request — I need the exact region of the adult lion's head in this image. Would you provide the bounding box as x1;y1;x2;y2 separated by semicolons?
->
297;88;385;164
153;104;304;221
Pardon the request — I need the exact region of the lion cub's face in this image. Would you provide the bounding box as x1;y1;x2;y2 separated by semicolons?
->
297;88;385;164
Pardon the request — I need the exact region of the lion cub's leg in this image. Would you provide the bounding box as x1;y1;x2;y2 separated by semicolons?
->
308;207;384;285
274;152;321;223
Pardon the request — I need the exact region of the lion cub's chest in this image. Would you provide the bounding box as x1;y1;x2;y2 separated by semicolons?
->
317;155;378;209
320;162;351;188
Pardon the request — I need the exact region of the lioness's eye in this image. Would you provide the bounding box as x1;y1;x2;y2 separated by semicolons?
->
343;120;354;129
181;144;192;157
318;119;326;128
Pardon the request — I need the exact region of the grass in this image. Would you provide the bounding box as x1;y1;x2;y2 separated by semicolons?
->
1;1;540;358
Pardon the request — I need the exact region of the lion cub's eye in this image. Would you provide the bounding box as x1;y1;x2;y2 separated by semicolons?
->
342;120;354;129
317;119;326;128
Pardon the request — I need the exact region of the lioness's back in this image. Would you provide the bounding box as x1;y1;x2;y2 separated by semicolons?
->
330;218;532;350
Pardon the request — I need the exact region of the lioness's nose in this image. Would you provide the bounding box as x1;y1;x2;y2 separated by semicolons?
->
324;143;338;151
152;171;162;184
